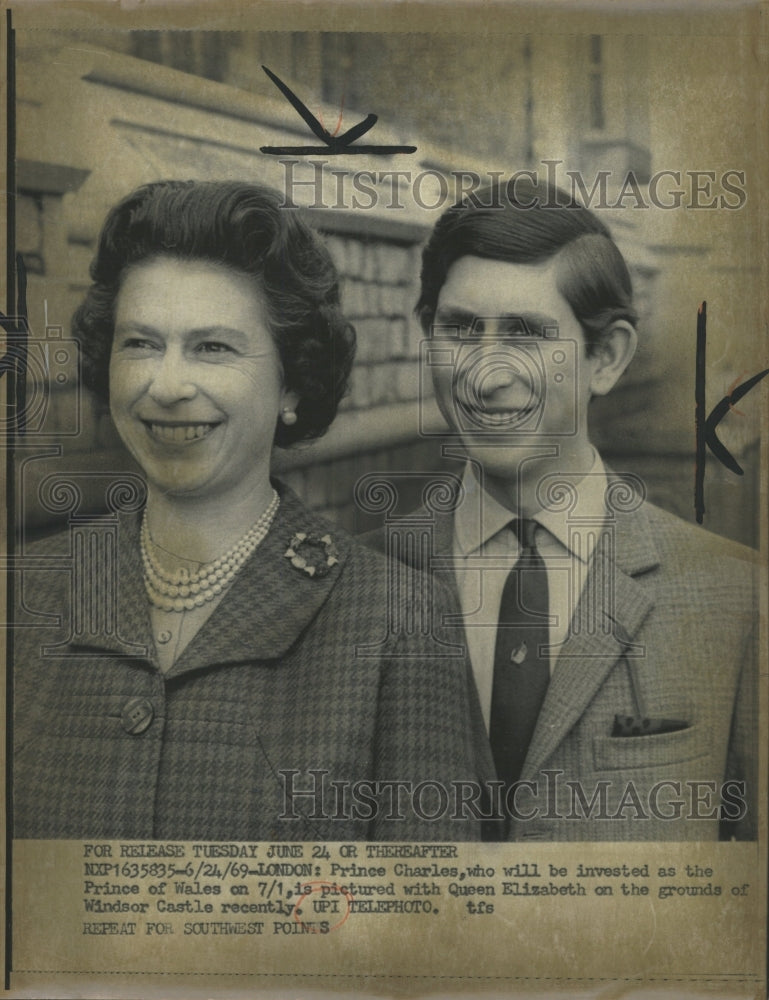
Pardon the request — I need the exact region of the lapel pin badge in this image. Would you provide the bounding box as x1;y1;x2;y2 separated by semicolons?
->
510;642;528;665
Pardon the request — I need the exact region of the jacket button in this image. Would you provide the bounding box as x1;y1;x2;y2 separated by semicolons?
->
121;697;154;734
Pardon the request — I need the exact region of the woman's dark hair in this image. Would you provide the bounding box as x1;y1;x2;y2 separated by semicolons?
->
73;179;356;445
416;179;637;355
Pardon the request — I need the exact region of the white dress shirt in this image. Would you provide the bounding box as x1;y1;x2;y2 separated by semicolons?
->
452;451;609;731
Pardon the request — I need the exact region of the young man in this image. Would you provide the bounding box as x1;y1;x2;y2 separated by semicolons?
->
369;179;757;841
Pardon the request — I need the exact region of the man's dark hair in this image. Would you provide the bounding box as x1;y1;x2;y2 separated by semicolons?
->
73;179;356;446
416;179;637;354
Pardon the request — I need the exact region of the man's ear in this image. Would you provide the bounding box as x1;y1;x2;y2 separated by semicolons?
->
589;320;638;396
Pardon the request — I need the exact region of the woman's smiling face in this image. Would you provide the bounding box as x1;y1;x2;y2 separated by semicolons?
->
109;256;292;503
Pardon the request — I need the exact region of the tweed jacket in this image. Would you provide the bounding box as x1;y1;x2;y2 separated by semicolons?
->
13;483;486;841
362;481;759;841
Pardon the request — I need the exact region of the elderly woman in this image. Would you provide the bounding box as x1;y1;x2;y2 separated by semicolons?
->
14;180;487;841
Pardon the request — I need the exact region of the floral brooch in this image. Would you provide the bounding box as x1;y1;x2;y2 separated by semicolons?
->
284;532;339;578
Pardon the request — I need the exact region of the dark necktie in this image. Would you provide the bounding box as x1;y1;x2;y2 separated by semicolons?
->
487;518;550;837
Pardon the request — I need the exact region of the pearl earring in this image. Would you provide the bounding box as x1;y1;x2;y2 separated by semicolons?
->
281;406;297;426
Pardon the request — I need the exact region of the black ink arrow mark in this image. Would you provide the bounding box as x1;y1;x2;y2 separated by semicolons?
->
0;253;29;436
694;299;769;523
694;302;707;522
259;66;417;156
704;368;769;475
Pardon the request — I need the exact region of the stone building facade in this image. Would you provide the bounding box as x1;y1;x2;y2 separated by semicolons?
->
13;29;761;544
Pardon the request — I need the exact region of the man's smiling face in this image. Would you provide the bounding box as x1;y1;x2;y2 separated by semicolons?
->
430;255;603;487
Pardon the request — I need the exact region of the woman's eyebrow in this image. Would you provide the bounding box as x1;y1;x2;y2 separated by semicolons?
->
113;322;250;342
184;325;249;342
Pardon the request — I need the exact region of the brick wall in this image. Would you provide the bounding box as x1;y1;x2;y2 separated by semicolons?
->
277;228;451;533
13;36;761;546
13;44;447;537
15;199;443;536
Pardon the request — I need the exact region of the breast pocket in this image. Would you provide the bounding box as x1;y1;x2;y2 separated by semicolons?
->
592;724;710;772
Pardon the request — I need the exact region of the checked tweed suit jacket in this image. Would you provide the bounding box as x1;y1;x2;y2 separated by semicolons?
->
363;477;760;841
13;483;485;841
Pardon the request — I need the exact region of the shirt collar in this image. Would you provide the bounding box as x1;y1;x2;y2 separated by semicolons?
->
454;449;608;563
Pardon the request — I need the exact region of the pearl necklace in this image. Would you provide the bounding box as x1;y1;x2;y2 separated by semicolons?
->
140;490;280;612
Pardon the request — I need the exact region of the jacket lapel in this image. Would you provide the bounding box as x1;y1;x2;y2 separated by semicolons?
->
389;494;459;574
56;513;155;659
67;483;350;674
169;485;350;675
521;497;660;777
376;474;661;780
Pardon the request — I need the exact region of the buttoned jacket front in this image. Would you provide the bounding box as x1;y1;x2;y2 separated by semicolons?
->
14;484;484;841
